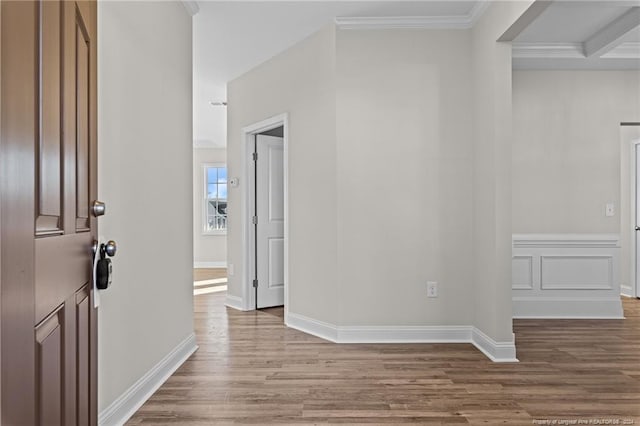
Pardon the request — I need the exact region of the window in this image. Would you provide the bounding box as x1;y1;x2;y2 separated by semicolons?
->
204;165;227;233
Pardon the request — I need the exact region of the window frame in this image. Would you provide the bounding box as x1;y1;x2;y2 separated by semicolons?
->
202;162;228;235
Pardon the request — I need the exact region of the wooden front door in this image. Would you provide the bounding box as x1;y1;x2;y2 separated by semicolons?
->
1;1;98;425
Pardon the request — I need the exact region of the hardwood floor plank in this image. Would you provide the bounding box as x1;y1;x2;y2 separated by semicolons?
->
127;294;640;424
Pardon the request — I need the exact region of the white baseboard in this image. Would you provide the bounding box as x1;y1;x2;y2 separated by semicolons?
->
286;312;338;342
98;333;198;426
471;328;518;362
193;261;227;269
512;296;624;319
337;325;471;343
286;312;517;362
224;294;247;311
621;284;635;298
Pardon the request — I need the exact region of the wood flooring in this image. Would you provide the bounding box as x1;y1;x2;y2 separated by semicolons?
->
193;268;227;282
127;293;640;425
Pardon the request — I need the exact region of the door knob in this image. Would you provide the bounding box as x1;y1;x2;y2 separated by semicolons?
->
104;240;117;257
92;240;117;257
636;226;640;231
92;200;106;217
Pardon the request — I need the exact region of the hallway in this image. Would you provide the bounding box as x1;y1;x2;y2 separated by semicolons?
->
127;292;640;424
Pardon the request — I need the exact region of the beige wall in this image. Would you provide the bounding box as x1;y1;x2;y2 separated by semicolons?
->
228;3;532;349
193;148;227;266
512;70;640;234
98;1;194;411
227;25;338;322
335;28;474;326
512;71;640;294
471;1;533;343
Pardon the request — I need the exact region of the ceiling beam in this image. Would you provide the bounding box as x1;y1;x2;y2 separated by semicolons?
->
497;0;553;42
584;7;640;58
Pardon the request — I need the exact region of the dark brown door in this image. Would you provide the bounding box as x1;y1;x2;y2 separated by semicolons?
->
1;1;98;425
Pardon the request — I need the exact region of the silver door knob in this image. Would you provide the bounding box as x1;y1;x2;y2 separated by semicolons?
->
636;226;640;231
104;240;117;257
92;200;106;217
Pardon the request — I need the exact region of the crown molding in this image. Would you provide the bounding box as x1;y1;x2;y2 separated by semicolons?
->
601;42;640;59
512;42;585;59
335;0;489;30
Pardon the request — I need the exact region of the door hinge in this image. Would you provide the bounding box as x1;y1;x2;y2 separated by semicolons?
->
252;216;258;225
252;279;258;288
252;152;258;161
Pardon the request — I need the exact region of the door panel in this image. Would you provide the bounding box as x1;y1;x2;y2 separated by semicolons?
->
256;135;285;308
36;307;64;426
76;286;91;426
1;1;98;424
37;0;62;234
76;17;90;232
36;233;92;323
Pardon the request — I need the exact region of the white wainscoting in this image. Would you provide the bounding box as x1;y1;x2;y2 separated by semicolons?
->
512;234;624;319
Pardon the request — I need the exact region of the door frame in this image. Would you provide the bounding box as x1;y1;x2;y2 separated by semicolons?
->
239;113;289;319
626;123;640;298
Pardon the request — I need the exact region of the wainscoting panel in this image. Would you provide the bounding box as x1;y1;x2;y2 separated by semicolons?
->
512;234;623;319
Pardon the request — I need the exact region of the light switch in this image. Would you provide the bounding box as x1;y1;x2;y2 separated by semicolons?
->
605;203;615;217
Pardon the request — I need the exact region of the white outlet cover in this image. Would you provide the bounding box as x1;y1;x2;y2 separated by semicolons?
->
605;203;615;217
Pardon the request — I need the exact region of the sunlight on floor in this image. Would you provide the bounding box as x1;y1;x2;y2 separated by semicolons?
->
193;281;227;296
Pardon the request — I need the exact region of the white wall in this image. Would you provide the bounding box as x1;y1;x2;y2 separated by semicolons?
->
98;0;194;413
193;148;227;267
512;71;640;234
227;24;338;321
335;28;475;326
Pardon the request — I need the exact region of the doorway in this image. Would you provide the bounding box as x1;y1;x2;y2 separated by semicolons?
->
241;114;289;316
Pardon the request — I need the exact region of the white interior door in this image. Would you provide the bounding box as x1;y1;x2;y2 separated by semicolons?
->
636;143;640;298
256;134;284;308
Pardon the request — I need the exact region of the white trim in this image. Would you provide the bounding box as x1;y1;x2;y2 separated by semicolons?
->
512;234;623;318
621;283;634;298
286;312;338;342
285;313;518;363
512;296;624;319
193;261;227;269
224;294;247;311
240;113;289;320
337;325;471;344
602;42;640;59
512;43;585;59
335;2;489;30
98;333;198;426
627;137;640;298
471;329;518;363
512;234;620;249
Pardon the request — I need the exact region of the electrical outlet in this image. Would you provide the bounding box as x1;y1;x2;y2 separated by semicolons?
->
605;203;615;217
228;263;234;276
427;281;438;298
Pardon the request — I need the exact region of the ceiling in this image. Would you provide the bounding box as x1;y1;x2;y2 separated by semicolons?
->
512;1;640;69
192;0;640;147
